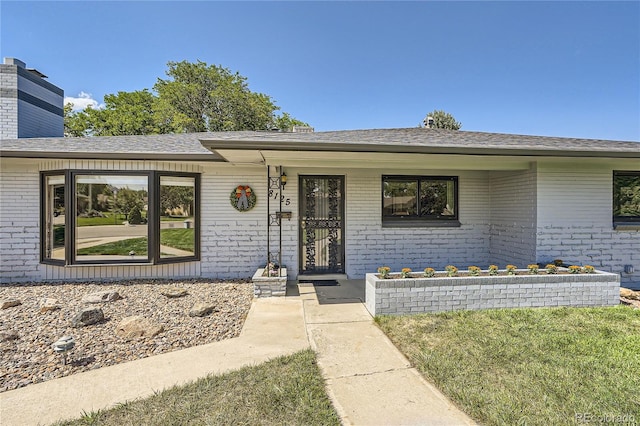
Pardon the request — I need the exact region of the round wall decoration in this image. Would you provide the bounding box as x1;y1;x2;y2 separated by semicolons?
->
230;185;257;212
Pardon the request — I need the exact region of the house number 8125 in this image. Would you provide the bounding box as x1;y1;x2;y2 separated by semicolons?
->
268;190;291;206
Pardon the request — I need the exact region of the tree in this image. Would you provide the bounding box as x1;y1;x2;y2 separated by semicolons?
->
64;90;178;137
64;103;89;137
154;60;282;132
423;110;462;130
273;112;310;132
64;60;308;136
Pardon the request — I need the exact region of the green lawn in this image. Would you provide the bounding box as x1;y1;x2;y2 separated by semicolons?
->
55;350;340;426
76;213;128;227
376;306;640;426
77;238;149;256
77;229;194;256
160;228;194;252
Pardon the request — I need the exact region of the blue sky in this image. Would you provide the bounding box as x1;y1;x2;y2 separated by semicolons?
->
2;1;639;141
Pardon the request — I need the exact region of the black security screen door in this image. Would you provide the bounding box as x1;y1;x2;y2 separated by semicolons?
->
300;176;345;274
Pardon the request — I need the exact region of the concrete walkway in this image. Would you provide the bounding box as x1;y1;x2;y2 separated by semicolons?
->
299;283;476;425
1;285;475;425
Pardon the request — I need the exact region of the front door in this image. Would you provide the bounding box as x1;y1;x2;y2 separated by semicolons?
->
299;176;345;274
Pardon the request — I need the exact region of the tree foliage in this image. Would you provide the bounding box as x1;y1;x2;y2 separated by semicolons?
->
65;60;308;136
423;109;462;130
66;90;174;137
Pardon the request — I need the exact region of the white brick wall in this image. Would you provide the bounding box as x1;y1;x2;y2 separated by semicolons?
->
0;71;18;139
536;164;640;287
0;161;41;281
489;167;537;267
342;169;491;277
1;157;637;288
0;159;209;283
199;165;270;279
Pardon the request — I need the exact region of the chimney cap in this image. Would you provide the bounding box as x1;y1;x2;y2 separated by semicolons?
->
4;57;26;68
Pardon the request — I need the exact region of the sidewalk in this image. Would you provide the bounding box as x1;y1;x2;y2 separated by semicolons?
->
299;283;476;425
0;297;308;426
1;284;475;426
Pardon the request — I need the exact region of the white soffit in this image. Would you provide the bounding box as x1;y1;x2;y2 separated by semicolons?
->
258;150;532;170
214;149;264;164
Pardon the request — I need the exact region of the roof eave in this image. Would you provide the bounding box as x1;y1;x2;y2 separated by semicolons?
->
0;151;224;161
199;140;640;159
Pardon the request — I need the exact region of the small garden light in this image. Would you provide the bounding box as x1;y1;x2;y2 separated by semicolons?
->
52;335;75;365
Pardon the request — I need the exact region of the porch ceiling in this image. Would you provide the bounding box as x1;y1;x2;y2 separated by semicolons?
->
214;149;533;170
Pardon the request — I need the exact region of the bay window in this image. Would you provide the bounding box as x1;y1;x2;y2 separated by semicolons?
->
41;170;199;265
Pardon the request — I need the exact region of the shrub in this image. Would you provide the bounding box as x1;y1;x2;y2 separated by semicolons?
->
527;264;539;274
468;266;481;276
445;265;458;277
546;264;558;274
128;206;143;225
506;265;518;275
423;267;435;277
377;266;391;279
488;265;499;276
401;268;412;278
568;265;581;274
583;265;595;274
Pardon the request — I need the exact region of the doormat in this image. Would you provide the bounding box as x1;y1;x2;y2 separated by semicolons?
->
304;280;340;287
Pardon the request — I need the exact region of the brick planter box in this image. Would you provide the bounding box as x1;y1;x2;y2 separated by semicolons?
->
252;268;287;297
365;270;620;316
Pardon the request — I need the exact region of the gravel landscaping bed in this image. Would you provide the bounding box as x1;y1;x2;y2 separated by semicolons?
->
0;279;254;393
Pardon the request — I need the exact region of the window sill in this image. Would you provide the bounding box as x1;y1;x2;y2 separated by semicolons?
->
614;223;640;231
66;262;155;267
382;220;462;228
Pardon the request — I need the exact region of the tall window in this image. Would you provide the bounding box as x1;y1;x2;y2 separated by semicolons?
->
159;175;196;259
41;170;199;265
382;176;458;225
42;173;66;262
613;171;640;225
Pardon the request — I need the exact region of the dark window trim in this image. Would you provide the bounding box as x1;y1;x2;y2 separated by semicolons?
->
40;170;67;266
382;175;459;226
40;170;200;266
71;170;152;265
613;171;640;227
155;172;201;265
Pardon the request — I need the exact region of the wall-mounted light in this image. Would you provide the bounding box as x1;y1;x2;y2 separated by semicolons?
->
624;265;634;274
280;172;287;189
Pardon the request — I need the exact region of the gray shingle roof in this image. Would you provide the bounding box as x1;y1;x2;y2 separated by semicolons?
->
2;128;639;160
0;132;221;160
200;128;640;158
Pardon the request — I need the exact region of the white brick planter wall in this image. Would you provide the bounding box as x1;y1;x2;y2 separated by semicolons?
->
252;268;287;297
365;270;620;316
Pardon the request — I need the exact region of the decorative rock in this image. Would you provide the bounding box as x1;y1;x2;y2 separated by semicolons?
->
0;331;19;342
620;288;640;301
1;299;22;309
39;298;61;313
82;291;122;304
189;303;217;317
160;286;188;298
116;316;163;339
71;307;105;327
